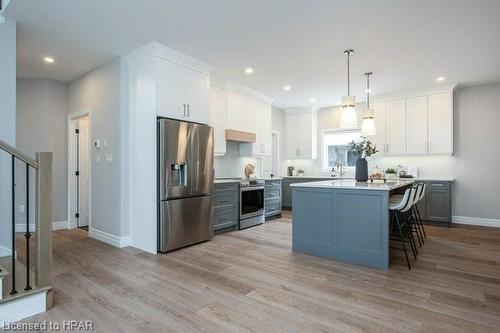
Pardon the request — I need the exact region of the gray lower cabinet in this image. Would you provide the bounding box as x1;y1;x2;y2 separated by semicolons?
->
213;182;238;232
282;177;333;208
418;181;452;225
265;179;282;218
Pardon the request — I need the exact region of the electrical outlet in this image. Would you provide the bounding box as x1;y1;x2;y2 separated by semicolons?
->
19;204;25;214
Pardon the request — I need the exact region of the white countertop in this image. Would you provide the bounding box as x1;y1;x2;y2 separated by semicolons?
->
214;179;240;184
283;175;454;182
290;179;415;191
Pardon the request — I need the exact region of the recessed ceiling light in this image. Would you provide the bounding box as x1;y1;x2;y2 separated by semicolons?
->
310;98;316;103
283;85;291;91
43;57;54;63
245;67;254;74
436;76;445;82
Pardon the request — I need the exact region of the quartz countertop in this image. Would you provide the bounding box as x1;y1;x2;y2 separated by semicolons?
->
283;175;454;182
214;179;240;184
290;179;414;191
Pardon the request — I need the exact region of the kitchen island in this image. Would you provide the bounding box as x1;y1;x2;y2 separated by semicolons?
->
290;179;414;270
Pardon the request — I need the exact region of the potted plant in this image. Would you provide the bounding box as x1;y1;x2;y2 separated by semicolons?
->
385;167;397;179
348;137;378;182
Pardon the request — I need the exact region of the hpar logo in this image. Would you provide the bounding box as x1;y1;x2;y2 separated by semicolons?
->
63;320;95;330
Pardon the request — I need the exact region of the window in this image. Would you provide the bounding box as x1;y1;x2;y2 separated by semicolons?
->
321;129;361;170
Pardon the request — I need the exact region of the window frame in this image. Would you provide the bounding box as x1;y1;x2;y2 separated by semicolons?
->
320;127;361;171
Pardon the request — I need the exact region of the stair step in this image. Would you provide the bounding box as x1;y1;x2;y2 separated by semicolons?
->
0;257;36;300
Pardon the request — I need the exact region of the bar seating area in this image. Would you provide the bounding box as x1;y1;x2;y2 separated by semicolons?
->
389;183;427;270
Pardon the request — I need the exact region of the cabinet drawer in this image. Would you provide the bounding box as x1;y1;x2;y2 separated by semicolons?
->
213;192;237;207
214;206;238;229
427;181;450;190
265;188;280;199
214;182;238;191
265;179;282;187
265;201;282;215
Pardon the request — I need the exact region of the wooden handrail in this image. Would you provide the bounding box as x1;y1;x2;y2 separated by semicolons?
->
0;138;39;169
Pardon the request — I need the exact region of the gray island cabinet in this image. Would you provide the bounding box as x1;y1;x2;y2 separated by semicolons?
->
291;179;414;270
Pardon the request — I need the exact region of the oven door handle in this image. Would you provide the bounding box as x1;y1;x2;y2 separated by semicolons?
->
240;186;265;191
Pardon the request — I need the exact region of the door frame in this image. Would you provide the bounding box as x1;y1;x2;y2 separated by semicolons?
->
271;130;280;177
67;108;92;230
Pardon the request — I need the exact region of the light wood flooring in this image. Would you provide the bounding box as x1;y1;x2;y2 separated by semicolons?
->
22;213;500;332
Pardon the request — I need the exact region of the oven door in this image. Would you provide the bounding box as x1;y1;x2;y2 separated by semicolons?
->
240;186;265;219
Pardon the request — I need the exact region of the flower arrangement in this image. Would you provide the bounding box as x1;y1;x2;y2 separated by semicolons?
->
348;137;378;159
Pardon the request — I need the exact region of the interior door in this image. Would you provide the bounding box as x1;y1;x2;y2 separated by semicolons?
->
78;117;90;227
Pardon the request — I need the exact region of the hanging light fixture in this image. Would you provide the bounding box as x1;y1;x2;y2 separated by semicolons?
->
361;72;376;136
339;49;358;128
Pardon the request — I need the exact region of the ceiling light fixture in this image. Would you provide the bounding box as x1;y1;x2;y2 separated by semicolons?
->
436;76;445;82
245;67;254;74
361;72;376;136
339;49;358;128
43;56;54;63
283;85;291;91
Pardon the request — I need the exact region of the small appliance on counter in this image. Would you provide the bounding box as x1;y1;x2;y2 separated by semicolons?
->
287;166;294;176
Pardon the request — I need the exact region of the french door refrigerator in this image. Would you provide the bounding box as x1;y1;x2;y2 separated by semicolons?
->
157;118;214;252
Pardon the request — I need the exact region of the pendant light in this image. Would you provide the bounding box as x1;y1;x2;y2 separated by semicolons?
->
361;72;376;136
339;49;358;128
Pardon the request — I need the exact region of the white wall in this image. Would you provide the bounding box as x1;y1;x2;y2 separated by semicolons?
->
0;18;16;255
68;58;126;238
214;142;262;178
16;79;68;224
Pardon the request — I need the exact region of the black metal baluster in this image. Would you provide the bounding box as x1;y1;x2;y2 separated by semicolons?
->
25;164;32;291
10;155;17;295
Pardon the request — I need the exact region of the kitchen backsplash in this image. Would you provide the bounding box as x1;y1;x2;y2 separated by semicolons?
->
214;141;263;178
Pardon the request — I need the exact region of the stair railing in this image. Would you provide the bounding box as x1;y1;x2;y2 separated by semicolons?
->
0;138;52;300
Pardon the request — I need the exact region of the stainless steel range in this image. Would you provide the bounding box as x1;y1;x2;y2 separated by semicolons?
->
239;178;265;229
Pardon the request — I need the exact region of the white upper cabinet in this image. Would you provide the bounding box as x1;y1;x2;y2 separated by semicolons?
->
285;108;318;159
368;102;387;154
406;96;428;154
286;113;301;159
226;91;254;133
209;86;227;156
156;56;210;124
428;93;453;154
372;90;453;156
240;100;272;156
386;99;407;155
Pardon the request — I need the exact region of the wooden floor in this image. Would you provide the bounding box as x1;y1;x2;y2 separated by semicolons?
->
23;213;500;332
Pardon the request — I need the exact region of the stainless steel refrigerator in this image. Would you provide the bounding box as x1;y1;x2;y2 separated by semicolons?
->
157;118;214;252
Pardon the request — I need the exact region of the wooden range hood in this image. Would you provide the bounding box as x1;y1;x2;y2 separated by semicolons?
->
225;129;256;143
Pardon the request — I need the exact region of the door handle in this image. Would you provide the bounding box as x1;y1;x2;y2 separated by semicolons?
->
182;104;186;117
187;104;190;117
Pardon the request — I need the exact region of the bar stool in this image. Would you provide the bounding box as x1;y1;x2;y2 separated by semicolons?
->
389;187;417;270
409;183;425;247
414;182;427;238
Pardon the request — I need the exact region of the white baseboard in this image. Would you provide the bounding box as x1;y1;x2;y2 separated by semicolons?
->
0;245;12;257
14;221;68;233
0;290;47;326
452;215;500;228
89;228;132;248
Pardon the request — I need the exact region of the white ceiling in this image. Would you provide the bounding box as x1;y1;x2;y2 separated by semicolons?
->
6;0;500;108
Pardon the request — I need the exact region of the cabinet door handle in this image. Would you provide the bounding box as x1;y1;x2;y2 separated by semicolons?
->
187;104;190;117
182;104;186;117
